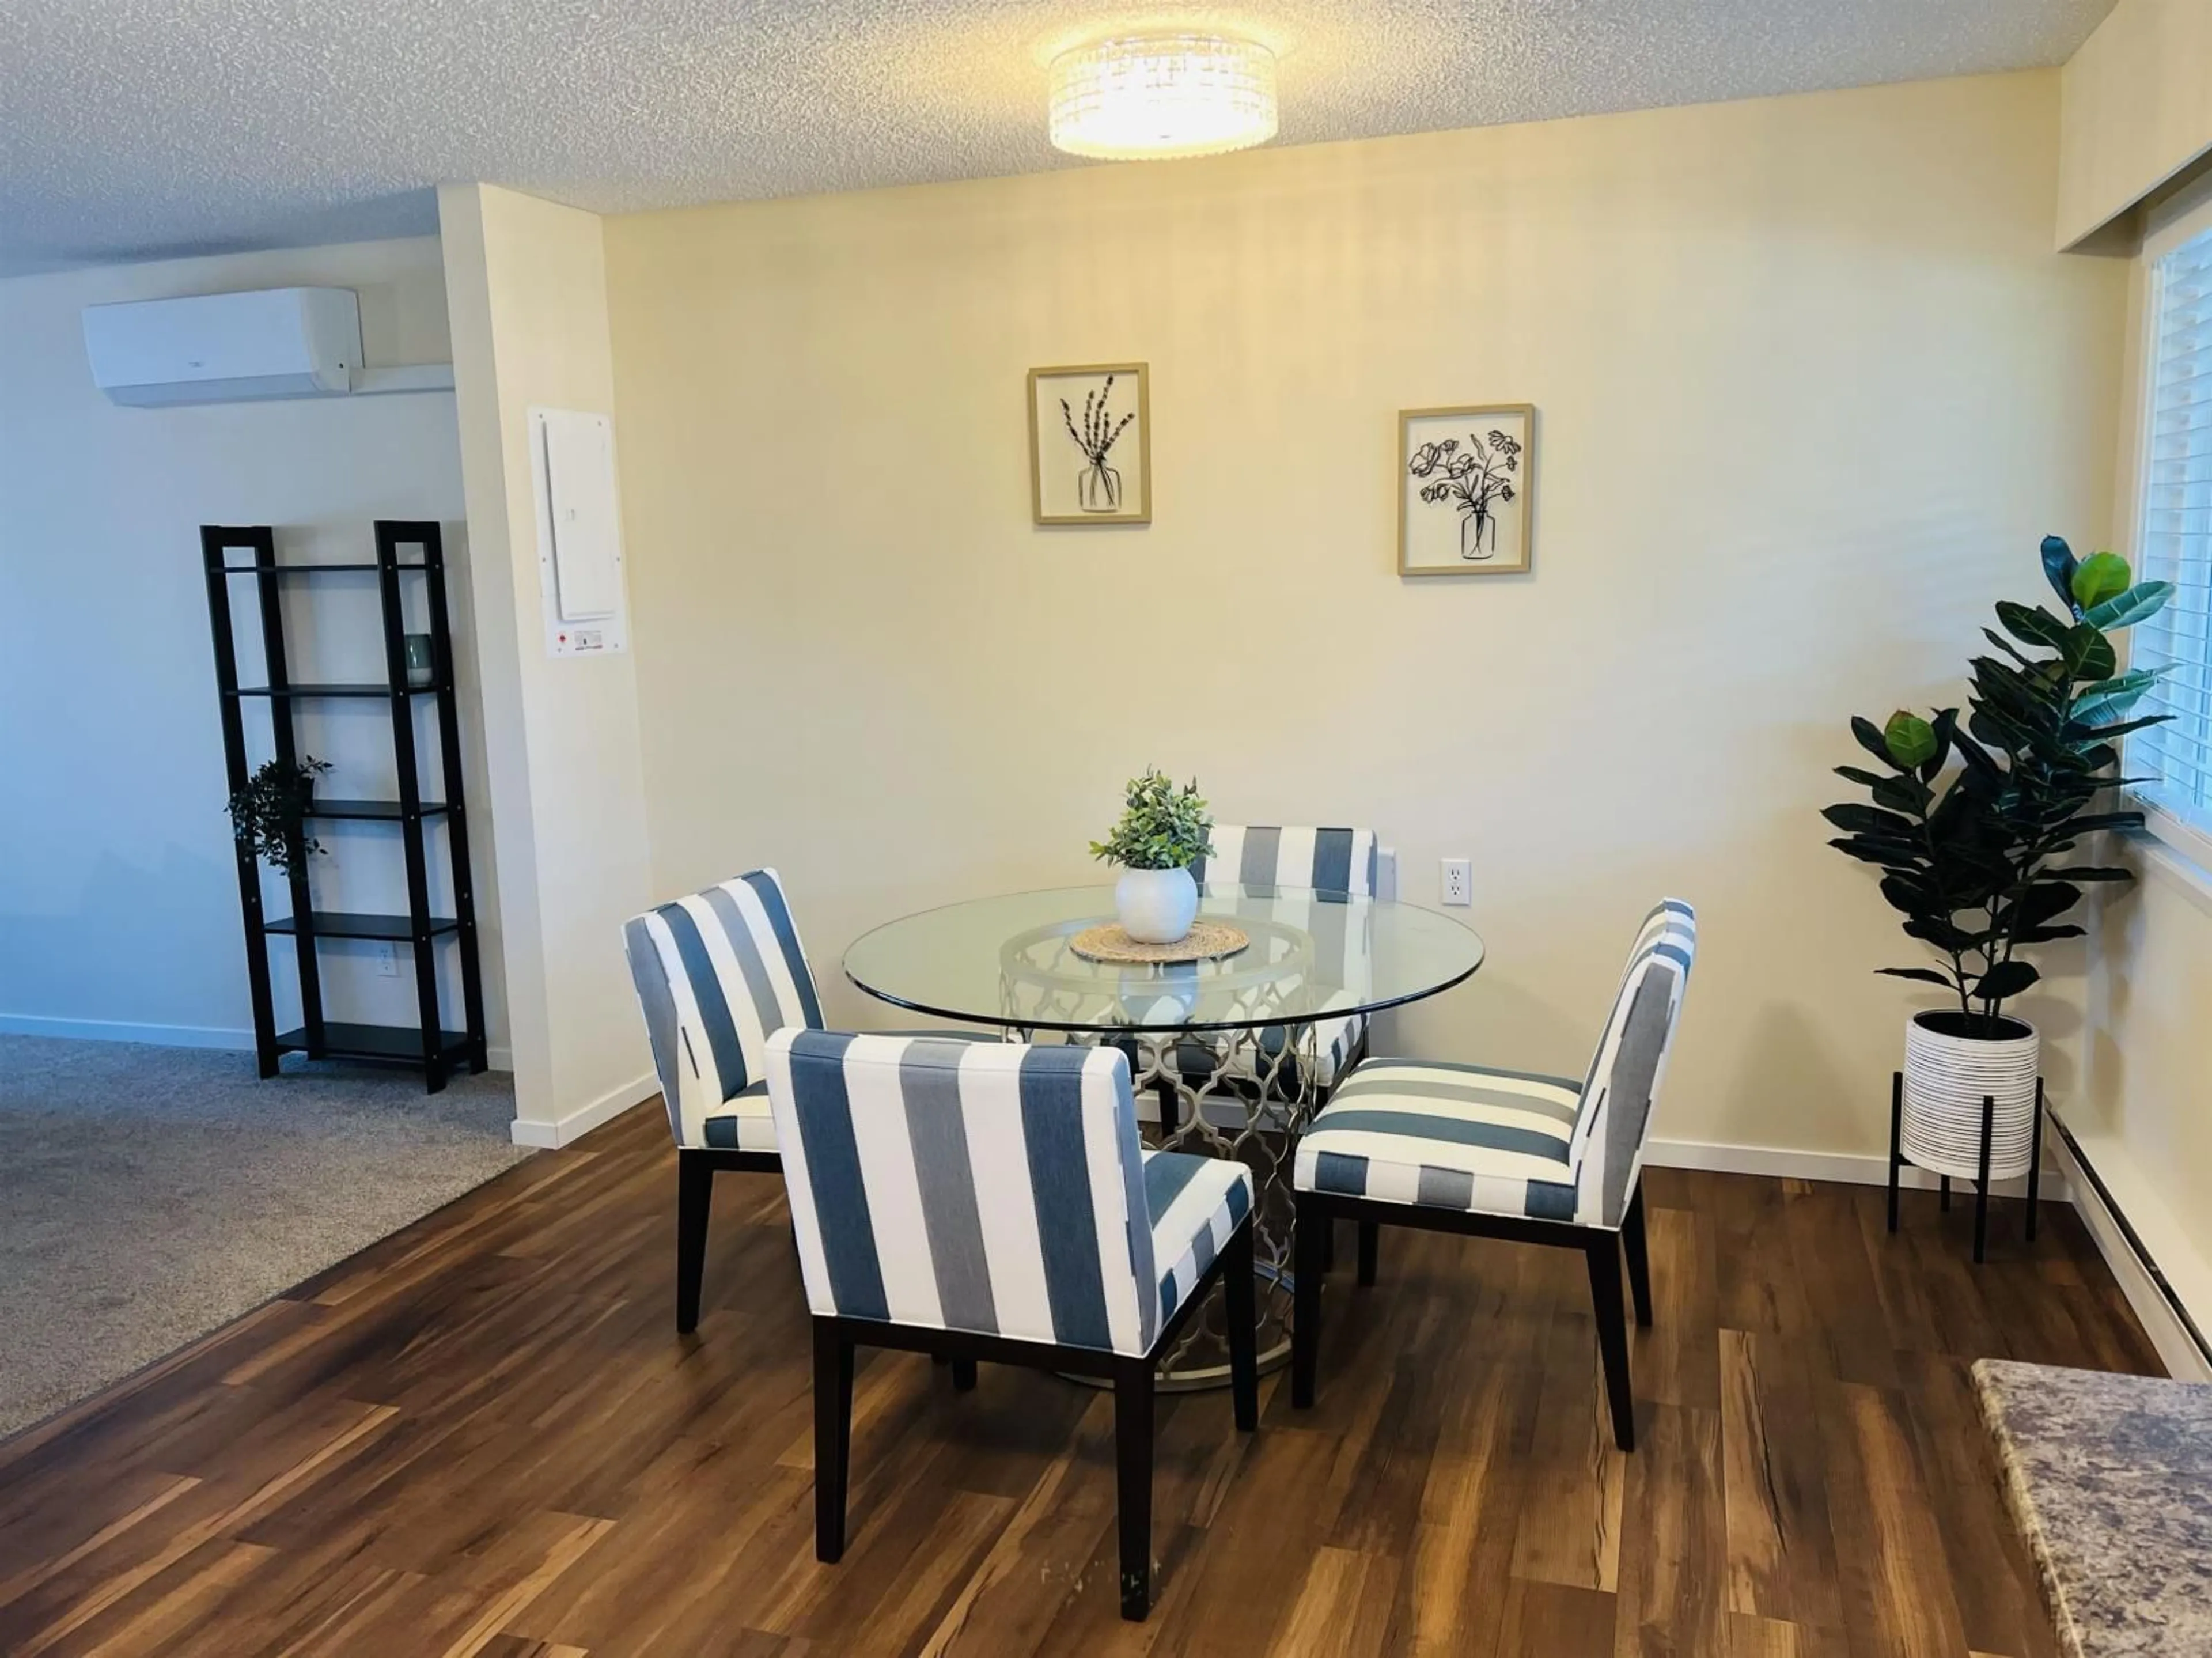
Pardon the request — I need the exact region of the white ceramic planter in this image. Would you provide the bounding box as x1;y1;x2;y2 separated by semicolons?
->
1115;866;1199;944
1900;1010;2039;1182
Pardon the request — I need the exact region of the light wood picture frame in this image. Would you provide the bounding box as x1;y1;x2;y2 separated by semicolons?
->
1397;403;1535;576
1029;363;1151;525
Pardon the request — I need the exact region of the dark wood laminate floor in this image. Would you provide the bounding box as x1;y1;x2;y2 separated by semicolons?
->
0;1104;2163;1658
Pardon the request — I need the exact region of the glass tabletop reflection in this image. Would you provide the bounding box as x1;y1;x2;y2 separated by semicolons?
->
843;883;1484;1035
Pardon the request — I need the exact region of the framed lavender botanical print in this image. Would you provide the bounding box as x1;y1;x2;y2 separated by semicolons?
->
1398;404;1534;576
1029;363;1150;525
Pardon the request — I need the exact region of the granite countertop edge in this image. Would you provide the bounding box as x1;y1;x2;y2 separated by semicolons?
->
1972;1357;2086;1658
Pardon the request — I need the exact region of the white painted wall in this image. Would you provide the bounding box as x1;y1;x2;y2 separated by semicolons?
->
438;184;656;1145
0;237;507;1056
601;71;2126;1164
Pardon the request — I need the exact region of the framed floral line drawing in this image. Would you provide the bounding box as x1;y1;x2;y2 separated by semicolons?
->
1398;404;1535;576
1029;363;1151;526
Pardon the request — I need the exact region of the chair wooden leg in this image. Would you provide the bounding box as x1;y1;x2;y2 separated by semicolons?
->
1621;1185;1653;1328
812;1320;854;1562
952;1358;978;1392
1223;1218;1259;1432
1292;1194;1327;1409
1585;1237;1636;1452
1113;1357;1157;1621
1356;1221;1380;1288
676;1152;714;1334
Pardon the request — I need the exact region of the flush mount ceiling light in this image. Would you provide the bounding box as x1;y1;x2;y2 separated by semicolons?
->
1048;34;1279;161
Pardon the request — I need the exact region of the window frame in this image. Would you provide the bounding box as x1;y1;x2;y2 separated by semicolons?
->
2120;178;2212;869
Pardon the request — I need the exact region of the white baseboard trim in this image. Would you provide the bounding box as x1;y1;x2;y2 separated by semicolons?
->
2044;1120;2212;1382
510;1071;657;1149
0;1013;511;1072
0;1013;257;1050
1645;1135;2069;1202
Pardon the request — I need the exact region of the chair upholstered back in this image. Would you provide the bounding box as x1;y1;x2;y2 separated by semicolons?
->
1194;826;1378;897
623;869;825;1149
764;1030;1162;1357
1570;899;1696;1226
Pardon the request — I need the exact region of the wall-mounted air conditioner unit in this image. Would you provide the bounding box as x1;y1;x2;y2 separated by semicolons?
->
82;286;454;407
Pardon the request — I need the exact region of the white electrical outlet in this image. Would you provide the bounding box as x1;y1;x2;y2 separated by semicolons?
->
376;942;400;977
1441;858;1472;907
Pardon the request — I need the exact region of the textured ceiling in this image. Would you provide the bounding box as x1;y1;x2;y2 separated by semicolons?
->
0;0;2115;276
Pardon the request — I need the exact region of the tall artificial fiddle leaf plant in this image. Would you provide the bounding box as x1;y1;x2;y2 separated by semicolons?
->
1825;537;2172;1036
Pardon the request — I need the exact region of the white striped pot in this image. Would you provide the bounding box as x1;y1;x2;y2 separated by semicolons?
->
1900;1010;2039;1182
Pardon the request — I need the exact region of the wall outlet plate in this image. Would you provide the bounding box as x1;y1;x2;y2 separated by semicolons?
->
376;941;400;977
1441;858;1472;907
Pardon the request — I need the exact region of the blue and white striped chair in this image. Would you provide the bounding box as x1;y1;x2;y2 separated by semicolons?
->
764;1029;1258;1622
622;869;832;1333
1290;900;1695;1451
1195;825;1380;899
1177;824;1381;1104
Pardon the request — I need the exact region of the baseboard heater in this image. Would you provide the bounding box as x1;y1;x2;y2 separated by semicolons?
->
2047;1111;2212;1378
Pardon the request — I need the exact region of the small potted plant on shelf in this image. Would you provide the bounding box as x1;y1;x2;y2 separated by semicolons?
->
1825;537;2171;1180
227;755;332;875
1091;769;1215;944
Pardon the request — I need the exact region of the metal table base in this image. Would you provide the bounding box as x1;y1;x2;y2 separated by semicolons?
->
1012;1019;1324;1388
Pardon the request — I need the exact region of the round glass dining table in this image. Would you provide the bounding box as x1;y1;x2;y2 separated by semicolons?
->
843;882;1486;1384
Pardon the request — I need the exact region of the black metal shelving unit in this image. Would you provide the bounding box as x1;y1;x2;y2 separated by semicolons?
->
202;521;488;1092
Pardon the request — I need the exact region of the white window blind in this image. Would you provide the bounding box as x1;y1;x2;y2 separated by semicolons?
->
2130;228;2212;834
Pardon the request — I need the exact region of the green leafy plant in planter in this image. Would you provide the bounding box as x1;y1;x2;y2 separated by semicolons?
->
1825;539;2171;1032
226;755;332;875
1090;769;1215;871
1091;769;1215;945
1827;537;2173;1202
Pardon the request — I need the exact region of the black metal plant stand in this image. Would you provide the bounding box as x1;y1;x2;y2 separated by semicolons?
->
1886;1071;2043;1264
202;522;487;1093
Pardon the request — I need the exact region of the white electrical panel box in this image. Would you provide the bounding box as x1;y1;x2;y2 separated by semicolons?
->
529;407;629;657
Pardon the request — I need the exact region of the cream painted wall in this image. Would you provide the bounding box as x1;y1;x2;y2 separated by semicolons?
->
2073;175;2212;1319
0;236;507;1057
438;184;656;1142
2081;849;2212;1281
2058;0;2212;249
602;70;2126;1162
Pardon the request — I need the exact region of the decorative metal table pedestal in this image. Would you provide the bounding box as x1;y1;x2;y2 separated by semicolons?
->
844;883;1486;1387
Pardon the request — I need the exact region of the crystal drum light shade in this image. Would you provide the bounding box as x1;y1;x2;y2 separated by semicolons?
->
1048;35;1278;161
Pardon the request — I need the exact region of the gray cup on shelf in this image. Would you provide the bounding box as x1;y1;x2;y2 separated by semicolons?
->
404;633;435;688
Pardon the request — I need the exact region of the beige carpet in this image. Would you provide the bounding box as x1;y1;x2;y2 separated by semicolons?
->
0;1033;531;1437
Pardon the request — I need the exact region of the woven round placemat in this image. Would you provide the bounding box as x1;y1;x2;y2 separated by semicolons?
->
1070;920;1250;965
